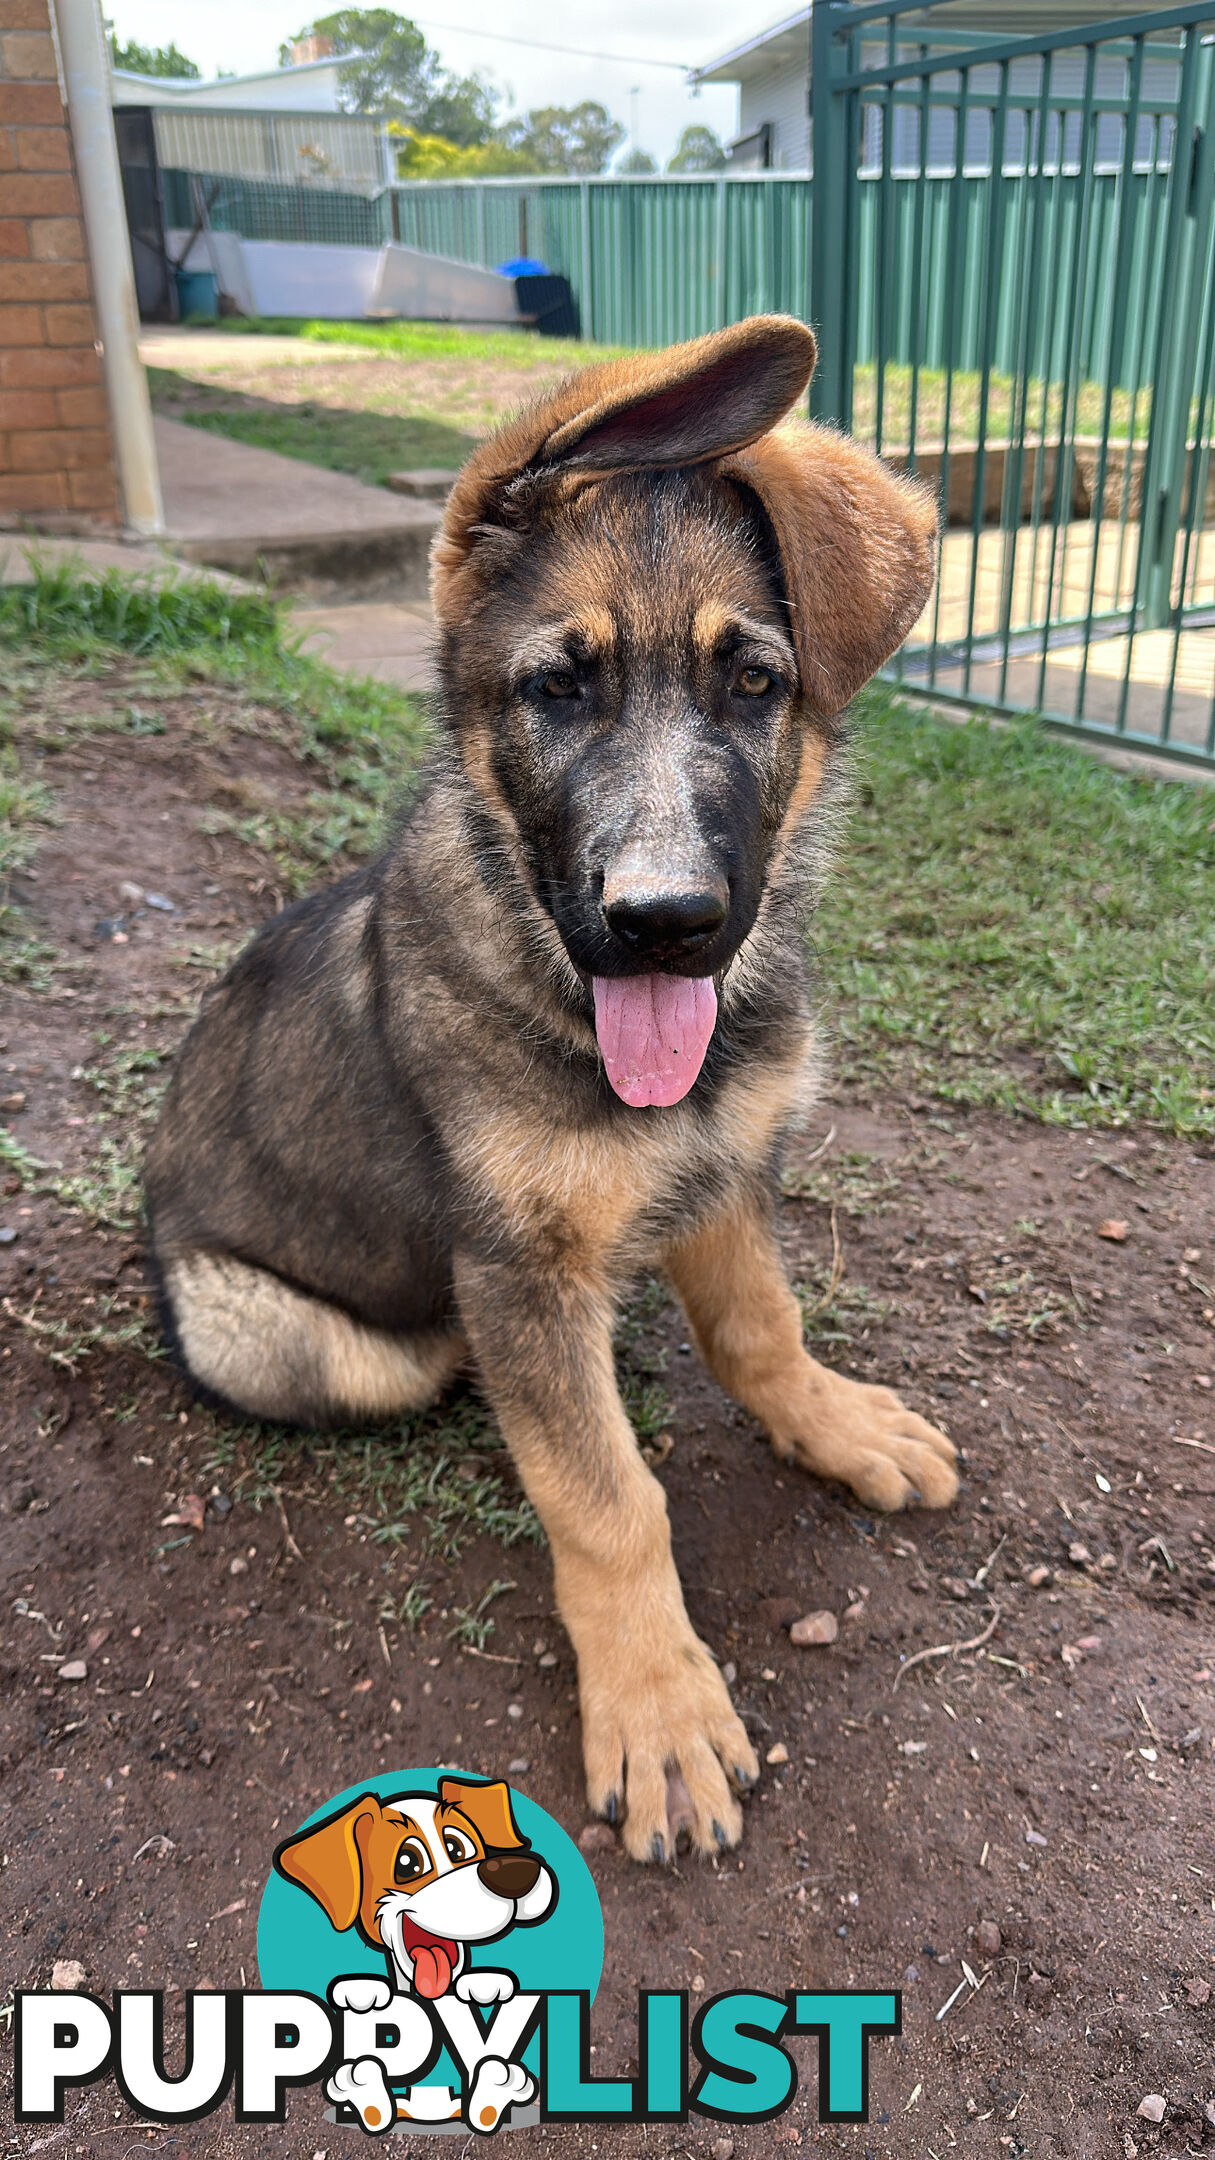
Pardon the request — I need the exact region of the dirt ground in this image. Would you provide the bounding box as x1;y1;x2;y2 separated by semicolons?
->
2;678;1214;2158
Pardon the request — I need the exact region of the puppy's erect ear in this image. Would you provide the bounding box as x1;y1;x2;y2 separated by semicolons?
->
722;422;938;721
439;1777;527;1853
274;1793;382;1933
431;314;816;627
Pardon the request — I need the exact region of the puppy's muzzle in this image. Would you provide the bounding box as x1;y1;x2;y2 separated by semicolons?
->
477;1851;541;1898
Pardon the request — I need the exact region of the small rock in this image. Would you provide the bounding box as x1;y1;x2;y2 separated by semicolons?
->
712;2140;735;2160
578;1823;616;1854
0;1090;25;1111
118;880;144;904
92;916;127;941
974;1920;1002;1957
942;1576;970;1600
1025;1828;1048;1847
0;1226;17;1245
766;1742;789;1765
1203;2098;1215;2130
722;1661;737;1684
843;1600;867;1623
210;1491;232;1517
790;1610;838;1647
1025;1564;1051;1586
507;1703;523;1720
51;1959;87;1991
145;892;176;912
85;1625;110;1654
1135;2094;1166;2124
758;1595;801;1631
57;1659;87;1682
1025;1973;1053;2005
228;1555;249;1576
537;1651;557;1668
1180;1727;1204;1753
1097;1218;1128;1242
1067;1541;1093;1565
1184;1978;1211;2005
507;1758;530;1776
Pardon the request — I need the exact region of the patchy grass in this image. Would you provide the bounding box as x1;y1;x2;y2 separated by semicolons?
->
148;367;477;489
822;690;1215;1136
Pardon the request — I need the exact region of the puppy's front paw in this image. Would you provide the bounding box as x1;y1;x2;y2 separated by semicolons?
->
467;2056;534;2132
456;1968;516;2006
775;1365;958;1513
580;1630;759;1865
326;2055;395;2134
330;1975;394;2016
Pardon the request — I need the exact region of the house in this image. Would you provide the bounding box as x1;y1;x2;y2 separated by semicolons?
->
110;51;357;115
691;3;1184;173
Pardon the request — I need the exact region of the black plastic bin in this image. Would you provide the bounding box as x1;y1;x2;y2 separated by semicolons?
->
513;273;580;339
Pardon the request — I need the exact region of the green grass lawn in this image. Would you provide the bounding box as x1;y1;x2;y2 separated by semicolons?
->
825;689;1215;1135
3;564;1212;1138
147;365;478;489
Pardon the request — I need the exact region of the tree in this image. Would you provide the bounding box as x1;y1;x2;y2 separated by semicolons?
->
496;103;624;177
667;124;727;173
109;34;201;79
281;10;496;146
393;126;534;178
617;147;658;175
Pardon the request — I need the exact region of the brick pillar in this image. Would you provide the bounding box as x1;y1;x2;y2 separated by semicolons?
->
0;0;120;524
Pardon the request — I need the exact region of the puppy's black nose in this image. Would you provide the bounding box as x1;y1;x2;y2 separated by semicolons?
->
477;1851;541;1898
603;886;728;955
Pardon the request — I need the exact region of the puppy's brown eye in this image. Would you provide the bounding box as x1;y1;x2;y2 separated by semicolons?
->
394;1839;428;1883
540;671;578;699
736;667;772;696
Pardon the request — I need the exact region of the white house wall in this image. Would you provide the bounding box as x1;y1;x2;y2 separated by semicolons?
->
739;60;810;169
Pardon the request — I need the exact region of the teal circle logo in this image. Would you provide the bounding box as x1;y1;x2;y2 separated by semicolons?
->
257;1769;603;2132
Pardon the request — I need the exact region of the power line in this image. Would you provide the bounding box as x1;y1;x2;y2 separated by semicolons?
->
406;17;693;71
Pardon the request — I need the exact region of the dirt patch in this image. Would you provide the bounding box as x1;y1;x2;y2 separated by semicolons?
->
2;682;1215;2158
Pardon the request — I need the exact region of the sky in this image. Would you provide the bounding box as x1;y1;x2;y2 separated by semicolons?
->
106;0;757;167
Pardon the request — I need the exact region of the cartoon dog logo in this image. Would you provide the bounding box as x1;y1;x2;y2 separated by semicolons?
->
275;1777;556;2134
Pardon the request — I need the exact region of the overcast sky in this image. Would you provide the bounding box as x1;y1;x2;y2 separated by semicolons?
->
106;0;763;166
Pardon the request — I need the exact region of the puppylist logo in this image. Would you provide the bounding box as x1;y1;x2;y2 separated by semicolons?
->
13;1769;900;2134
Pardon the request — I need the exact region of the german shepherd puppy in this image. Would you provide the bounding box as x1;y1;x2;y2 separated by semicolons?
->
146;315;957;1864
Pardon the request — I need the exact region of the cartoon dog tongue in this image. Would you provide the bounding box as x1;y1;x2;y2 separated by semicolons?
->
401;1917;459;1999
592;974;717;1108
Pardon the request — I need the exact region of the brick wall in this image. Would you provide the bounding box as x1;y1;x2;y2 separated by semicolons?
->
0;0;119;523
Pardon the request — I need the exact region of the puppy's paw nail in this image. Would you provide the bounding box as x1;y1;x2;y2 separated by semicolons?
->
604;1793;618;1826
712;1818;728;1848
733;1764;754;1790
650;1831;667;1865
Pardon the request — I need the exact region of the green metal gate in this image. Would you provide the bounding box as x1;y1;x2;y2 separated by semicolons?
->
810;1;1215;768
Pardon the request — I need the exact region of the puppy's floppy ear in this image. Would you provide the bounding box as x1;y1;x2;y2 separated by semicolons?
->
431;314;816;628
439;1776;528;1852
723;423;939;720
274;1793;382;1933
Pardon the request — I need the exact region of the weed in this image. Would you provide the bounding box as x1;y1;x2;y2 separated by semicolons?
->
4;1293;162;1374
447;1579;516;1650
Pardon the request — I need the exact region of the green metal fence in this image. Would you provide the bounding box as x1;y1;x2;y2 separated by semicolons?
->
811;0;1215;769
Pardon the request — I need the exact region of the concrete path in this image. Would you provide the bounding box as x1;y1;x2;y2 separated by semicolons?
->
155;415;439;592
0;532;247;588
295;597;437;692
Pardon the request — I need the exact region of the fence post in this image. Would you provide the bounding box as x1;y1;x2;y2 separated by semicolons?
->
580;178;594;342
810;0;851;422
714;175;728;330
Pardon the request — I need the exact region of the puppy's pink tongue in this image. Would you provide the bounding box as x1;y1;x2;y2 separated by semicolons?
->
411;1943;454;1999
592;974;717;1108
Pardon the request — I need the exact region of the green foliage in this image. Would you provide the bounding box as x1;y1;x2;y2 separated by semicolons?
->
0;558;281;659
283;10;496;144
822;692;1215;1135
667;125;727;173
617;148;658;175
496;102;625;176
194;317;631;369
392;125;533;178
109;33;200;78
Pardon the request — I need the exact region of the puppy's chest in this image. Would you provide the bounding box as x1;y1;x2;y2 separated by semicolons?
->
459;1064;800;1269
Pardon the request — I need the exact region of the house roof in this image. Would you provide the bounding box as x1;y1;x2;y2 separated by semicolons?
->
110;53;369;110
692;3;1186;84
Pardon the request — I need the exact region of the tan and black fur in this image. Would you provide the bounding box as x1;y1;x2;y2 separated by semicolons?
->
146;316;958;1865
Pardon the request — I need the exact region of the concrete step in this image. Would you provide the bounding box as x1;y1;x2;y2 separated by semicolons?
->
155;416;442;595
